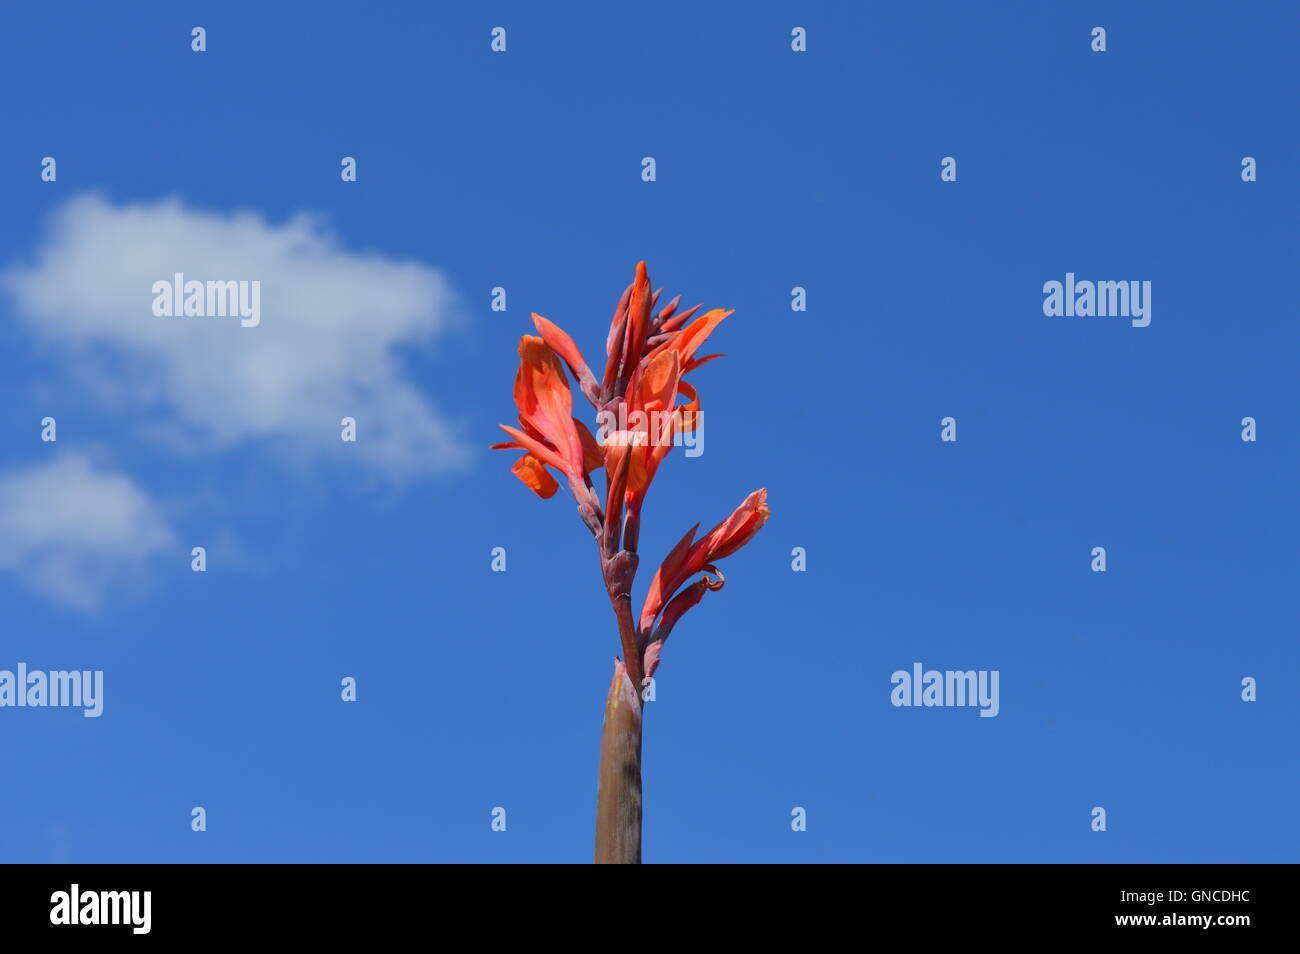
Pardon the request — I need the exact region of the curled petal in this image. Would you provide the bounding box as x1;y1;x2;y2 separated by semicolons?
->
511;454;559;498
676;380;700;433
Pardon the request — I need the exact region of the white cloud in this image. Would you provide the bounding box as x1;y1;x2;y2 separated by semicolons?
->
0;453;175;610
3;194;468;478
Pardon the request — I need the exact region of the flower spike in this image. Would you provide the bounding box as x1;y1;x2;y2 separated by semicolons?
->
491;262;769;864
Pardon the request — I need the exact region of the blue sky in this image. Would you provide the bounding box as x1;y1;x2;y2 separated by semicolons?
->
0;1;1295;863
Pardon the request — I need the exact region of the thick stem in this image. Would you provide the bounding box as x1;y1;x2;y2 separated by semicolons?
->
611;595;643;687
594;661;643;864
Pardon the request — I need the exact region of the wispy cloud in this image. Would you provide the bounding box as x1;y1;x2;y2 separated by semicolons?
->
4;194;469;480
0;453;175;611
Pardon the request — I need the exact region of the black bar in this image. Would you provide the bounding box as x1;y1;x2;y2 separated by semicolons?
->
0;864;1275;939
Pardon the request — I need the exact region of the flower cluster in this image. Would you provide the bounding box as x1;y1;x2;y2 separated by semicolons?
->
493;262;768;685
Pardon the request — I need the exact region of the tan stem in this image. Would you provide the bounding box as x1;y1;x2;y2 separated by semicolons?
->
594;662;643;864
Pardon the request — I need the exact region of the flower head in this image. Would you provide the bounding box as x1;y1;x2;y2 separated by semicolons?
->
493;262;767;681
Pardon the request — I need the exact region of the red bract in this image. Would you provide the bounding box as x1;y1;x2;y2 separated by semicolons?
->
492;262;768;864
639;487;771;641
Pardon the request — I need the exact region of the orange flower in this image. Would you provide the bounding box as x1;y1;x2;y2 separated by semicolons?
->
492;335;603;498
492;262;767;664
